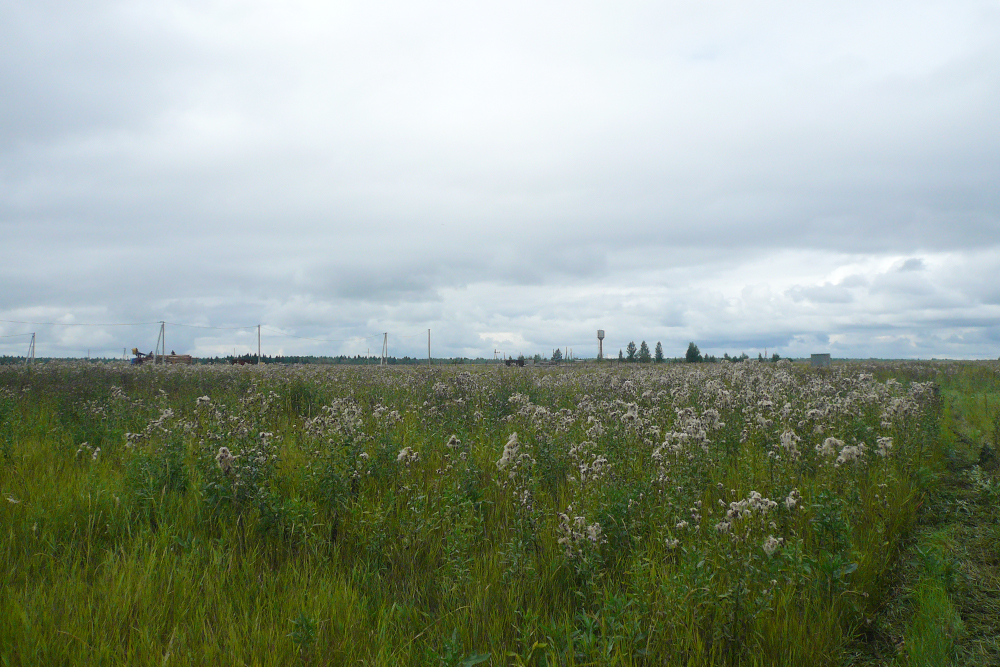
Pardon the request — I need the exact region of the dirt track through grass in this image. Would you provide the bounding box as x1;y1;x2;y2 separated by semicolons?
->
935;389;1000;665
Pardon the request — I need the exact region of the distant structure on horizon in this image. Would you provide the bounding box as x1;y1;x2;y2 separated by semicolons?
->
811;353;831;368
597;330;605;360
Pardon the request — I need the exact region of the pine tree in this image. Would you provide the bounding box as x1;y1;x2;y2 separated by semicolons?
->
626;341;637;362
551;348;563;362
638;341;651;363
685;342;702;363
655;341;664;363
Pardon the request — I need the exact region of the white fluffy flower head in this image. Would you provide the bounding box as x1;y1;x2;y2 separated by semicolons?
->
396;447;420;466
216;446;236;475
763;535;783;556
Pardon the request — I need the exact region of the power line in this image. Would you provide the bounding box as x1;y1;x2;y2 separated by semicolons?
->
164;321;258;331
0;318;257;331
0;318;158;327
1;317;432;342
1;317;465;355
259;327;382;343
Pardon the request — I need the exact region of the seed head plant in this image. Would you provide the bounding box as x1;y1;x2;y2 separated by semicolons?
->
0;356;965;666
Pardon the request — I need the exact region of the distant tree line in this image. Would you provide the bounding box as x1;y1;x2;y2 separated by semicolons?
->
610;341;668;363
2;346;784;366
685;342;781;363
202;354;497;366
604;342;783;364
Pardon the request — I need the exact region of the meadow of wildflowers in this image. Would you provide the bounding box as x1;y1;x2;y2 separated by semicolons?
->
0;359;960;665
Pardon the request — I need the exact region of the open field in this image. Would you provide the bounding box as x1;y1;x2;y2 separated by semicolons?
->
1;360;995;666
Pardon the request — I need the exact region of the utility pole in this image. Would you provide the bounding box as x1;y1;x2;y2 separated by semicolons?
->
381;333;388;366
428;329;431;366
257;325;261;365
155;321;165;364
25;333;35;366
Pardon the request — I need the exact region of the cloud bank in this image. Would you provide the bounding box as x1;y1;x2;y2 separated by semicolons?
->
2;1;998;359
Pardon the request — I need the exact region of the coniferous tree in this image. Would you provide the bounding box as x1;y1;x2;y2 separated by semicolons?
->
618;349;624;362
638;341;651;363
685;342;703;363
655;342;664;363
551;348;563;362
626;341;637;362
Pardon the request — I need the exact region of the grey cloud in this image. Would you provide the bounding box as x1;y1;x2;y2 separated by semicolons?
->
2;1;1000;358
787;284;856;304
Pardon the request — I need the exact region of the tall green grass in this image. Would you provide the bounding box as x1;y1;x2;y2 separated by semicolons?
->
0;360;957;665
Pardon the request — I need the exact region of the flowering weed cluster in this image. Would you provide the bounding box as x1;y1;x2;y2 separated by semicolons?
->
0;358;965;665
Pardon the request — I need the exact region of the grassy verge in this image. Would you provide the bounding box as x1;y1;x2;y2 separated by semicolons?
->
903;527;965;666
854;364;1000;666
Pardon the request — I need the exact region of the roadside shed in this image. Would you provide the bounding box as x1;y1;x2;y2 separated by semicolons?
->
811;353;831;368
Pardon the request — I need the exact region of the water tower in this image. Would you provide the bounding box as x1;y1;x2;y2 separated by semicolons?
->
597;330;605;360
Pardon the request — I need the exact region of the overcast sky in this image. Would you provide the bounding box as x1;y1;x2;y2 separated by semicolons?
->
2;1;999;360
